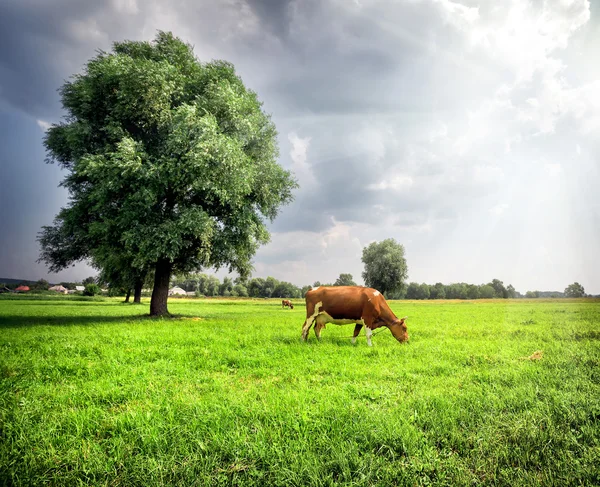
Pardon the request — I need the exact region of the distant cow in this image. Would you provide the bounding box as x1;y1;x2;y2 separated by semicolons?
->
282;299;294;309
302;286;408;346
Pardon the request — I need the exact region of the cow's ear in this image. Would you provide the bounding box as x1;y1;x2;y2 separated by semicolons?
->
401;316;408;323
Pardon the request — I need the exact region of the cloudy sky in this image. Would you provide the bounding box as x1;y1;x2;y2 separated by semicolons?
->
1;0;599;293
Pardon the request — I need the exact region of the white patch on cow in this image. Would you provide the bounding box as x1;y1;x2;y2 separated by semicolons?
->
373;290;380;296
312;286;320;291
365;327;373;347
302;301;323;339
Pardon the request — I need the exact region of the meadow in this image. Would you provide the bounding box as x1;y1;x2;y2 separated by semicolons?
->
0;295;598;486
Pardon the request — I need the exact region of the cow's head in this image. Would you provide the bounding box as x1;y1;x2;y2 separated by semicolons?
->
388;317;409;343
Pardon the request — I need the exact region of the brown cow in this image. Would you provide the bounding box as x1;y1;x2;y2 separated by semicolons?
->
282;299;294;309
301;286;408;346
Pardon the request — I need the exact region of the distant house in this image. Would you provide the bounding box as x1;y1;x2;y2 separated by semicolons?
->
49;285;68;294
169;286;187;296
15;285;30;292
186;291;196;297
75;286;85;292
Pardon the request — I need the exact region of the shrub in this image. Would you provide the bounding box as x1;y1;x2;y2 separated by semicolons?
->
83;283;101;296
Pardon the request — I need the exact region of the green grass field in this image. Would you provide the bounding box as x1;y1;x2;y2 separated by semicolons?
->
1;296;599;486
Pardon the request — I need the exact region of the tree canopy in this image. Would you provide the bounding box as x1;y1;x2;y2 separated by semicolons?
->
361;238;408;297
333;273;356;286
564;282;585;298
38;31;297;315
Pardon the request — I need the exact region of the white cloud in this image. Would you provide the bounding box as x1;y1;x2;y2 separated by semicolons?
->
112;0;139;15
367;175;413;191
435;0;479;29
489;203;509;216
288;131;314;185
545;163;562;177
36;119;51;131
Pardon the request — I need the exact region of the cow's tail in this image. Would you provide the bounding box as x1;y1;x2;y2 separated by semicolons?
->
301;301;321;340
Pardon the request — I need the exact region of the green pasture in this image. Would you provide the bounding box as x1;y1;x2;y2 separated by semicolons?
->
1;296;599;486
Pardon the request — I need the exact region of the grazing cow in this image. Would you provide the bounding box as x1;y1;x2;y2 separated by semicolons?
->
282;299;294;309
301;286;408;346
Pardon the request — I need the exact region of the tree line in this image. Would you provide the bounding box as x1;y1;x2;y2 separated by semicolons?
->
166;274;589;300
169;272;358;298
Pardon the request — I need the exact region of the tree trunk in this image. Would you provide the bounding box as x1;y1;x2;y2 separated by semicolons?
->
124;289;131;303
133;279;143;304
150;258;172;316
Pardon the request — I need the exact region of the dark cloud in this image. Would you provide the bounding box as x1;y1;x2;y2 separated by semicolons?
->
244;0;294;39
0;1;104;118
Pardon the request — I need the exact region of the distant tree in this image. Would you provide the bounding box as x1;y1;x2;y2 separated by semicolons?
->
234;275;249;287
83;283;100;296
430;282;446;299
445;283;468;299
219;277;234;296
361;239;408;297
98;254;148;303
231;283;248;297
247;278;265;298
261;277;277;298
405;282;419;300
312;281;322;288
479;285;496;299
466;284;480;300
564;282;585;298
82;276;97;286
205;276;221;297
39;31;297;317
272;280;301;298
506;284;517;298
525;290;540;298
334;273;357;287
31;279;50;291
415;283;430;300
195;274;210;295
273;281;287;298
488;279;508;298
301;285;312;297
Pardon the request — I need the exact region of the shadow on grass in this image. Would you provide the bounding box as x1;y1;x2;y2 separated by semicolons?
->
274;335;362;347
0;301;145;307
0;312;206;329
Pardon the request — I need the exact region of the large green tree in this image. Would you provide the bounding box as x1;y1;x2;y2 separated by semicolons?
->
361;238;408;297
38;31;297;316
564;282;585;298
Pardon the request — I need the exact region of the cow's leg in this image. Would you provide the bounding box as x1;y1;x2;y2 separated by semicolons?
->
365;326;373;347
302;316;314;340
352;324;363;344
314;317;326;340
